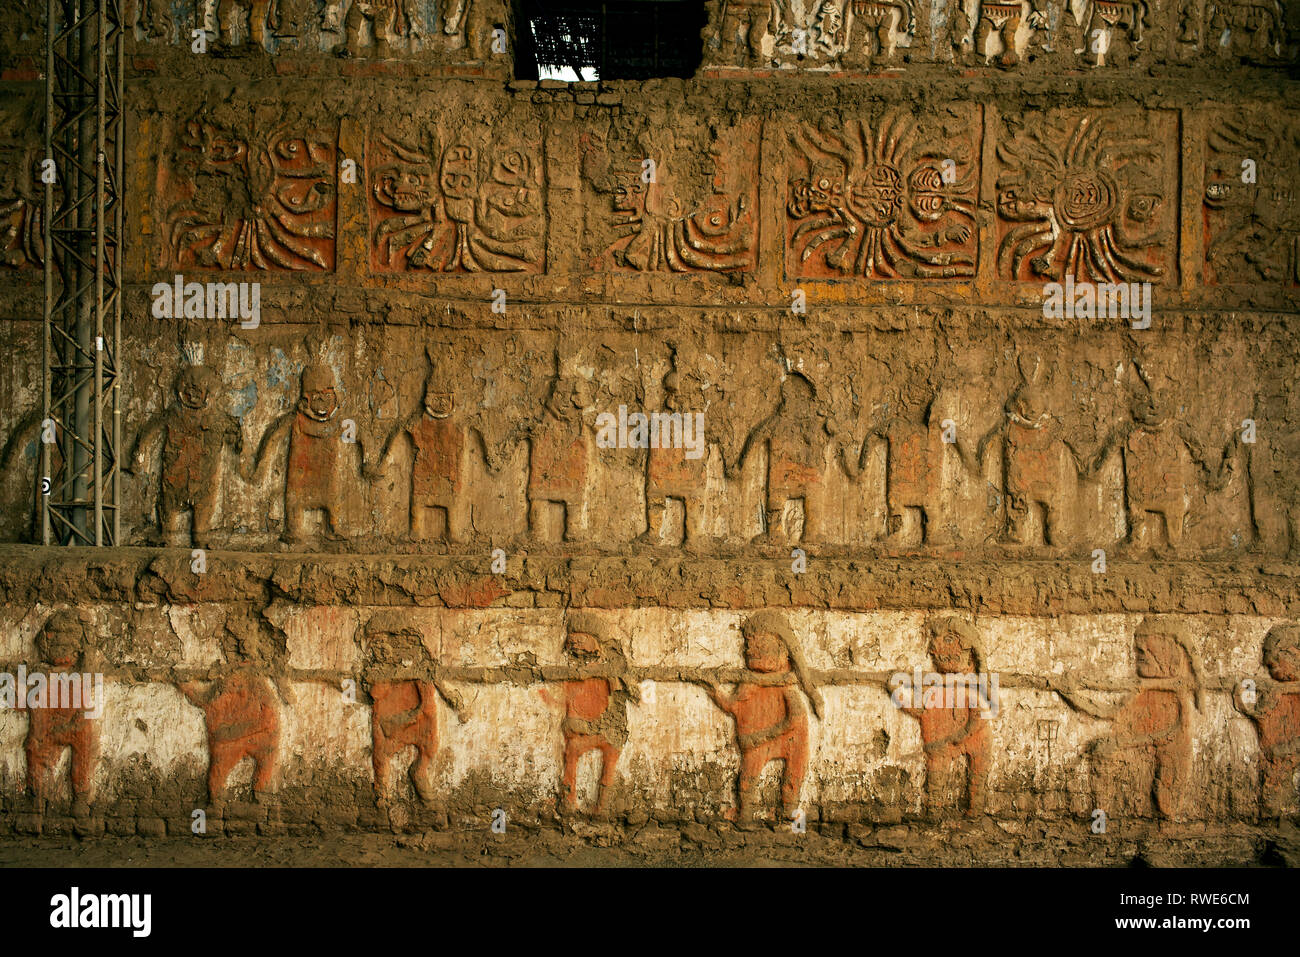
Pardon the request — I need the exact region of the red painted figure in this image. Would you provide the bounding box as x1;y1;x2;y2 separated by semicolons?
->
363;610;465;805
643;369;710;545
369;374;487;543
732;372;854;545
130;364;242;547
179;615;287;804
540;612;639;814
253;361;349;544
1234;624;1300;818
1053;618;1201;820
22;609;100;811
897;617;992;816
702;611;824;822
528;377;592;542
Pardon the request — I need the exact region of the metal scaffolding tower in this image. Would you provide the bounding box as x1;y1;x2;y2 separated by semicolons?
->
42;0;124;545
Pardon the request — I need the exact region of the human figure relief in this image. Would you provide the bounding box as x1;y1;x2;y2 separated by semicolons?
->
1087;361;1236;554
1078;0;1149;67
895;618;993;817
539;613;639;815
977;354;1085;548
697;611;824;824
215;0;274;49
1233;624;1300;818
847;0;916;66
526;375;594;543
20;610;101;813
1051;618;1202;821
251;361;354;545
368;362;493;543
966;0;1048;68
730;370;858;546
639;365;713;547
362;611;466;806
342;0;409;57
864;396;976;546
179;612;291;805
716;0;777;65
129;361;243;548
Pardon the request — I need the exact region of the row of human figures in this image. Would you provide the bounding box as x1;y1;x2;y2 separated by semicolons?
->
12;609;1300;821
3;348;1251;552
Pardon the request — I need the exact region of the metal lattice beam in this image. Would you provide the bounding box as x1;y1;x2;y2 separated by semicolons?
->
42;0;124;546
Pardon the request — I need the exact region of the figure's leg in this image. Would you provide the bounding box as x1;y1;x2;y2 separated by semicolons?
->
964;739;991;816
250;732;278;796
284;494;309;543
737;745;767;820
1153;743;1189;820
922;752;947;817
217;0;240;45
193;490;219;547
973;14;994;61
70;727;99;804
594;740;621;812
561;737;588;808
445;503;468;544
249;0;270;47
746;8;769;62
1163;507;1186;553
411;503;432;541
208;741;239;803
779;735;809;817
372;723;392;801
411;740;439;805
163;505;190;548
997;14;1022;67
25;739;60;804
344;3;367;56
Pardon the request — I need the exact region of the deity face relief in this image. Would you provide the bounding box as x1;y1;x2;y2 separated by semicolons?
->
1264;629;1300;682
374;162;434;213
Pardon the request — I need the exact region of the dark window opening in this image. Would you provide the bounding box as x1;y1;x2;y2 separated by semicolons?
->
514;0;705;81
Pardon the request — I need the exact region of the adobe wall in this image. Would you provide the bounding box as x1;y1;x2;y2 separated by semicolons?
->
0;0;1298;860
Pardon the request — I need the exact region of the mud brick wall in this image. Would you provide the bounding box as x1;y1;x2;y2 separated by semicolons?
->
0;0;1299;849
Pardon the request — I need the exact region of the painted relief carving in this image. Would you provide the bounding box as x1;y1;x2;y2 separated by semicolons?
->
697;612;823;823
129;353;244;548
994;113;1169;283
731;368;859;546
539;613;639;815
21;610;101;811
954;0;1050;68
179;611;291;804
1088;361;1236;553
250;360;357;545
0;100;46;269
163;115;337;271
977;354;1083;548
1203;112;1300;285
526;373;594;544
1233;624;1300;818
1051;618;1201;820
581;119;757;274
786;109;978;279
704;0;915;69
896;618;992;817
368;350;495;543
368;130;544;273
362;610;466;806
